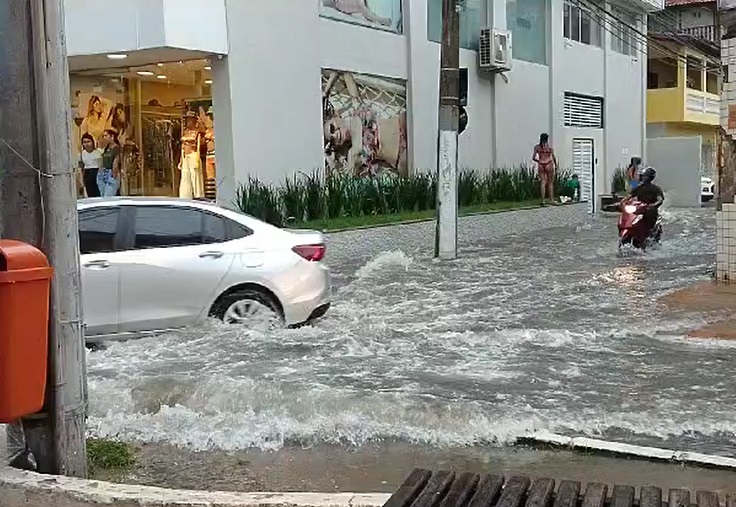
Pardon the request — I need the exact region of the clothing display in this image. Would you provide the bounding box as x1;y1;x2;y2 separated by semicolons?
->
71;78;214;200
204;123;216;199
179;151;204;198
179;123;205;199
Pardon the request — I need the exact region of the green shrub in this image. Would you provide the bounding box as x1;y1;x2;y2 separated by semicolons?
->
234;166;573;225
612;167;627;194
87;438;135;474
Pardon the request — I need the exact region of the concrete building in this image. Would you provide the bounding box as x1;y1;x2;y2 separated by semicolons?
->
654;0;718;42
646;32;720;179
63;0;663;210
646;0;720;189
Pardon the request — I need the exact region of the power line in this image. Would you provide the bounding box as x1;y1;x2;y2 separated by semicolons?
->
574;0;720;75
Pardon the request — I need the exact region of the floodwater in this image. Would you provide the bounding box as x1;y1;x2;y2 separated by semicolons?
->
85;206;734;458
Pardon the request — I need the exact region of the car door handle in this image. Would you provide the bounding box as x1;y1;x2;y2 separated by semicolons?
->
199;251;224;259
84;260;110;269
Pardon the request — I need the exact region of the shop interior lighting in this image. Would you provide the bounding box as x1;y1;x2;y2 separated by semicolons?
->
107;54;128;60
137;70;155;76
204;79;213;84
157;75;167;79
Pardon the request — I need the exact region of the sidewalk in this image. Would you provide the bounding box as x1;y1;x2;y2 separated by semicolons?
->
89;442;736;495
660;281;736;339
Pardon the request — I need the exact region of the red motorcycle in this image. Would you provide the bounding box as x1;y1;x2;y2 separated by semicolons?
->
618;198;662;250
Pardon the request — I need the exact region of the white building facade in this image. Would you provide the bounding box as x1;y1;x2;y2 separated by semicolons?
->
64;0;663;208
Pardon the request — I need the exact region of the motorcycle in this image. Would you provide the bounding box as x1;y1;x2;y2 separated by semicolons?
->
618;198;662;250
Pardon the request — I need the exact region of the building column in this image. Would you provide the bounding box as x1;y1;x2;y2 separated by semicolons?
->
640;13;648;167
677;49;687;92
548;0;562;161
700;58;707;92
211;56;236;209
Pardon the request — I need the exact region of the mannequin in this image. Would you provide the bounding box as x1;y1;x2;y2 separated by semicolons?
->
204;106;216;199
178;110;205;198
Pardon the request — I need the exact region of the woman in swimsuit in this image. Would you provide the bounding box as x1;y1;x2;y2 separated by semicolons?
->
533;133;558;205
626;156;642;191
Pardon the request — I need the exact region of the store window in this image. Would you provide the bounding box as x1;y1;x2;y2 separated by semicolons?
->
506;0;548;65
427;0;483;51
611;5;638;56
563;0;602;47
70;59;217;200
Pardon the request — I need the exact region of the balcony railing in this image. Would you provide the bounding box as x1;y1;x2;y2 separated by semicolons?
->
677;25;719;42
647;88;720;125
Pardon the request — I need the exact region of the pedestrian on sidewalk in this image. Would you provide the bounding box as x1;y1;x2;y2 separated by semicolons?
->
77;132;102;198
533;133;558;205
98;129;121;197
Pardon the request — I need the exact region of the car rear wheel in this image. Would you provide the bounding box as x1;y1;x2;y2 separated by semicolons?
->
212;289;284;327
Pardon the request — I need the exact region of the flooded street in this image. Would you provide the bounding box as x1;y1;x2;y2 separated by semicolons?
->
86;205;732;460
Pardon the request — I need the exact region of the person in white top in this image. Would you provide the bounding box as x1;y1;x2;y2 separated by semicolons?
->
78;132;102;197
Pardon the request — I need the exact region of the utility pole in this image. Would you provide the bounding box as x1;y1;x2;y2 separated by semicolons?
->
0;0;88;476
435;0;461;260
31;0;88;477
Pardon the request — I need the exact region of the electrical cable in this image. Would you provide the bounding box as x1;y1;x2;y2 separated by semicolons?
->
573;0;720;75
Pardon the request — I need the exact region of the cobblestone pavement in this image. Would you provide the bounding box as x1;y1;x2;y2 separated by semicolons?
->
325;204;590;283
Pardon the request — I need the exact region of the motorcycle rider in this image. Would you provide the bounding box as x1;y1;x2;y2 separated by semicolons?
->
629;166;664;231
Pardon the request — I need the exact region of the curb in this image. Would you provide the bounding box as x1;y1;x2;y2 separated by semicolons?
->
324;201;586;234
518;432;736;470
0;465;390;507
4;434;736;506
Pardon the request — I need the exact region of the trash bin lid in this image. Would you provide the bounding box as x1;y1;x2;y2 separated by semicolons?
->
0;240;50;272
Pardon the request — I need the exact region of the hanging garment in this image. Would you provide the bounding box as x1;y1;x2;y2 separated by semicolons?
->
179;151;204;198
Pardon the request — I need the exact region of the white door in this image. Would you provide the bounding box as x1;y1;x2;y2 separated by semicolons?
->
78;207;122;337
117;205;235;334
572;138;596;214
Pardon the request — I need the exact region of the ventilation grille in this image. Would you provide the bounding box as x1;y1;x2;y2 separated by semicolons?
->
479;28;492;68
564;92;604;128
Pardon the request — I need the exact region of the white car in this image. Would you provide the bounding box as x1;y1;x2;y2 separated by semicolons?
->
702;177;715;202
78;197;331;342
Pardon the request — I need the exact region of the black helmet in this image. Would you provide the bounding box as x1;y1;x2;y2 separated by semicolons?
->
640;166;656;183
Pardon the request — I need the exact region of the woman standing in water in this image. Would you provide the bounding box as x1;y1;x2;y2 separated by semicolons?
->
533;133;558;205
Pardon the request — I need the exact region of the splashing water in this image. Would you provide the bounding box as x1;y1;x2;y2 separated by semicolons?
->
81;207;733;455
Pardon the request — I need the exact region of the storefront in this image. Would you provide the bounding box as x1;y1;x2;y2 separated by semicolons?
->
70;59;217;200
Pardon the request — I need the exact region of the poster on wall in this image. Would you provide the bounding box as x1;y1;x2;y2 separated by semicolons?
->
321;68;408;178
70;78;131;156
320;0;402;33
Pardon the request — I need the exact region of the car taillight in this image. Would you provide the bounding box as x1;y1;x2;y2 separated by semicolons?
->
292;244;326;262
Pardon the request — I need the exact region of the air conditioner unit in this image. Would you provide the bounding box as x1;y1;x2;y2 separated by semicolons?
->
478;28;512;74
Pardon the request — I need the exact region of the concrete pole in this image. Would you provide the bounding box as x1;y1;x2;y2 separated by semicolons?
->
29;0;88;477
435;0;460;260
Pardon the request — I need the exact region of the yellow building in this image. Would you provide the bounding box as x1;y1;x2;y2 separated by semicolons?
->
646;33;720;176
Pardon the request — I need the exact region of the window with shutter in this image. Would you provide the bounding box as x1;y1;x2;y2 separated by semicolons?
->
564;92;604;128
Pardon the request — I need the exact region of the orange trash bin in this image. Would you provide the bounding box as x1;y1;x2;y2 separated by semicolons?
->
0;240;54;423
